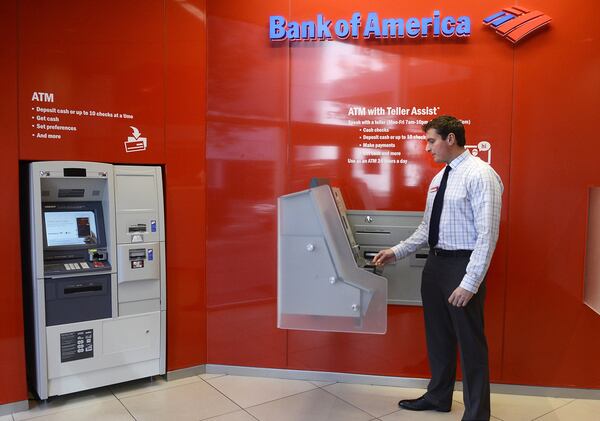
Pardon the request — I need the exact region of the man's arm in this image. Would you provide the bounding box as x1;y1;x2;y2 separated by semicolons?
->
455;168;503;297
372;195;431;266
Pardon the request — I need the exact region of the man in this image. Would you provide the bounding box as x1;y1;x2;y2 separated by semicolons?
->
372;115;503;421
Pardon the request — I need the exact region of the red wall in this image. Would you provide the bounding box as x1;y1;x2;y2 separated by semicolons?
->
1;0;600;410
206;0;600;388
164;0;208;370
206;0;511;378
0;0;28;406
503;0;600;388
0;0;207;405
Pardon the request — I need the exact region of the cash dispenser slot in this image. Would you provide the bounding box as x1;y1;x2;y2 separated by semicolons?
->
128;224;147;233
128;248;146;259
45;274;112;326
364;251;378;260
64;285;103;294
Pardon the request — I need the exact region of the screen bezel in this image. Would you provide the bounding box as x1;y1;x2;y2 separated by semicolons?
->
42;201;106;251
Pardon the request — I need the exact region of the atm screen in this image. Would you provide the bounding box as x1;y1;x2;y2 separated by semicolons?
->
44;211;99;247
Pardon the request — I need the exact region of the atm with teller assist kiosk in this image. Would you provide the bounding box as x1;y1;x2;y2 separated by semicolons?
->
25;161;165;400
278;184;428;335
278;184;388;334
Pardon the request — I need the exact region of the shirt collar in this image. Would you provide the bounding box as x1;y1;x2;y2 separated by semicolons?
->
448;150;470;170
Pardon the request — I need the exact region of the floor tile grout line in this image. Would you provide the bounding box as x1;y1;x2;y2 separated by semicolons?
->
198;374;228;381
13;393;124;421
198;373;265;421
202;376;330;411
110;377;203;400
240;408;261;421
320;384;467;420
199;377;251;414
318;385;387;419
530;398;577;421
111;376;246;420
198;408;255;421
453;398;509;421
490;413;506;421
237;387;320;411
112;390;139;421
10;396;115;421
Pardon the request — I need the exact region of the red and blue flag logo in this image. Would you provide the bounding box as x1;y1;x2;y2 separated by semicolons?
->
483;6;551;43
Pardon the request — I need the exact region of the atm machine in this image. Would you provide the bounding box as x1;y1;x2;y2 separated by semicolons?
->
278;184;428;334
26;161;165;399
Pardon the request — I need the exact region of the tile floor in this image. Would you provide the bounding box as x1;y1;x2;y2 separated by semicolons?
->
2;373;599;421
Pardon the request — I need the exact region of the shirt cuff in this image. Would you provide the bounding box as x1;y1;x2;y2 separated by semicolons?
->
391;244;404;261
459;275;480;294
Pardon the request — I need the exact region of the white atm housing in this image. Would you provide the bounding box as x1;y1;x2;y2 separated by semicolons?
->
27;161;166;400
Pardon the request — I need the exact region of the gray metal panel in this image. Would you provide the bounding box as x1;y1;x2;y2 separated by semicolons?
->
119;299;161;316
118;279;160;303
278;186;387;334
114;166;162;244
44;274;112;326
347;210;427;306
117;243;160;283
280;235;360;317
114;165;166;375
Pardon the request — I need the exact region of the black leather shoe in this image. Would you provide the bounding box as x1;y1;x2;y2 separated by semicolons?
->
398;396;451;412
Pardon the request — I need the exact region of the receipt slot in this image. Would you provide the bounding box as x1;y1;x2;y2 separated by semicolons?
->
278;185;387;334
26;161;166;399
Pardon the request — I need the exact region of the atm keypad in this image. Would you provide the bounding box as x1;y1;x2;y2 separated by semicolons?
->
61;262;93;271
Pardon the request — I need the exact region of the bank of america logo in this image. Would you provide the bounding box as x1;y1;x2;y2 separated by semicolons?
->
483;6;551;43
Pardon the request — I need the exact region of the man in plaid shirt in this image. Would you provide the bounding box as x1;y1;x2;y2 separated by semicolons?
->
373;115;503;421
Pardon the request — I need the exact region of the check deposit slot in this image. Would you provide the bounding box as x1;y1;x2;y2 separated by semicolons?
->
27;161;165;400
278;185;387;334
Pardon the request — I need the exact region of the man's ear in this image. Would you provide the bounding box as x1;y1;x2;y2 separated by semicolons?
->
447;133;456;145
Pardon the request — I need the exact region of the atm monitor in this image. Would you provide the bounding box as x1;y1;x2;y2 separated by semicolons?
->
42;202;106;250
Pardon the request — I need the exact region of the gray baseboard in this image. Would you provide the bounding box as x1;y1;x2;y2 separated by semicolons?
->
205;364;430;388
166;364;206;381
197;364;600;400
0;400;28;417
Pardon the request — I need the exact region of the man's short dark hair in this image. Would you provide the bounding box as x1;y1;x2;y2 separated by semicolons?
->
422;115;466;147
